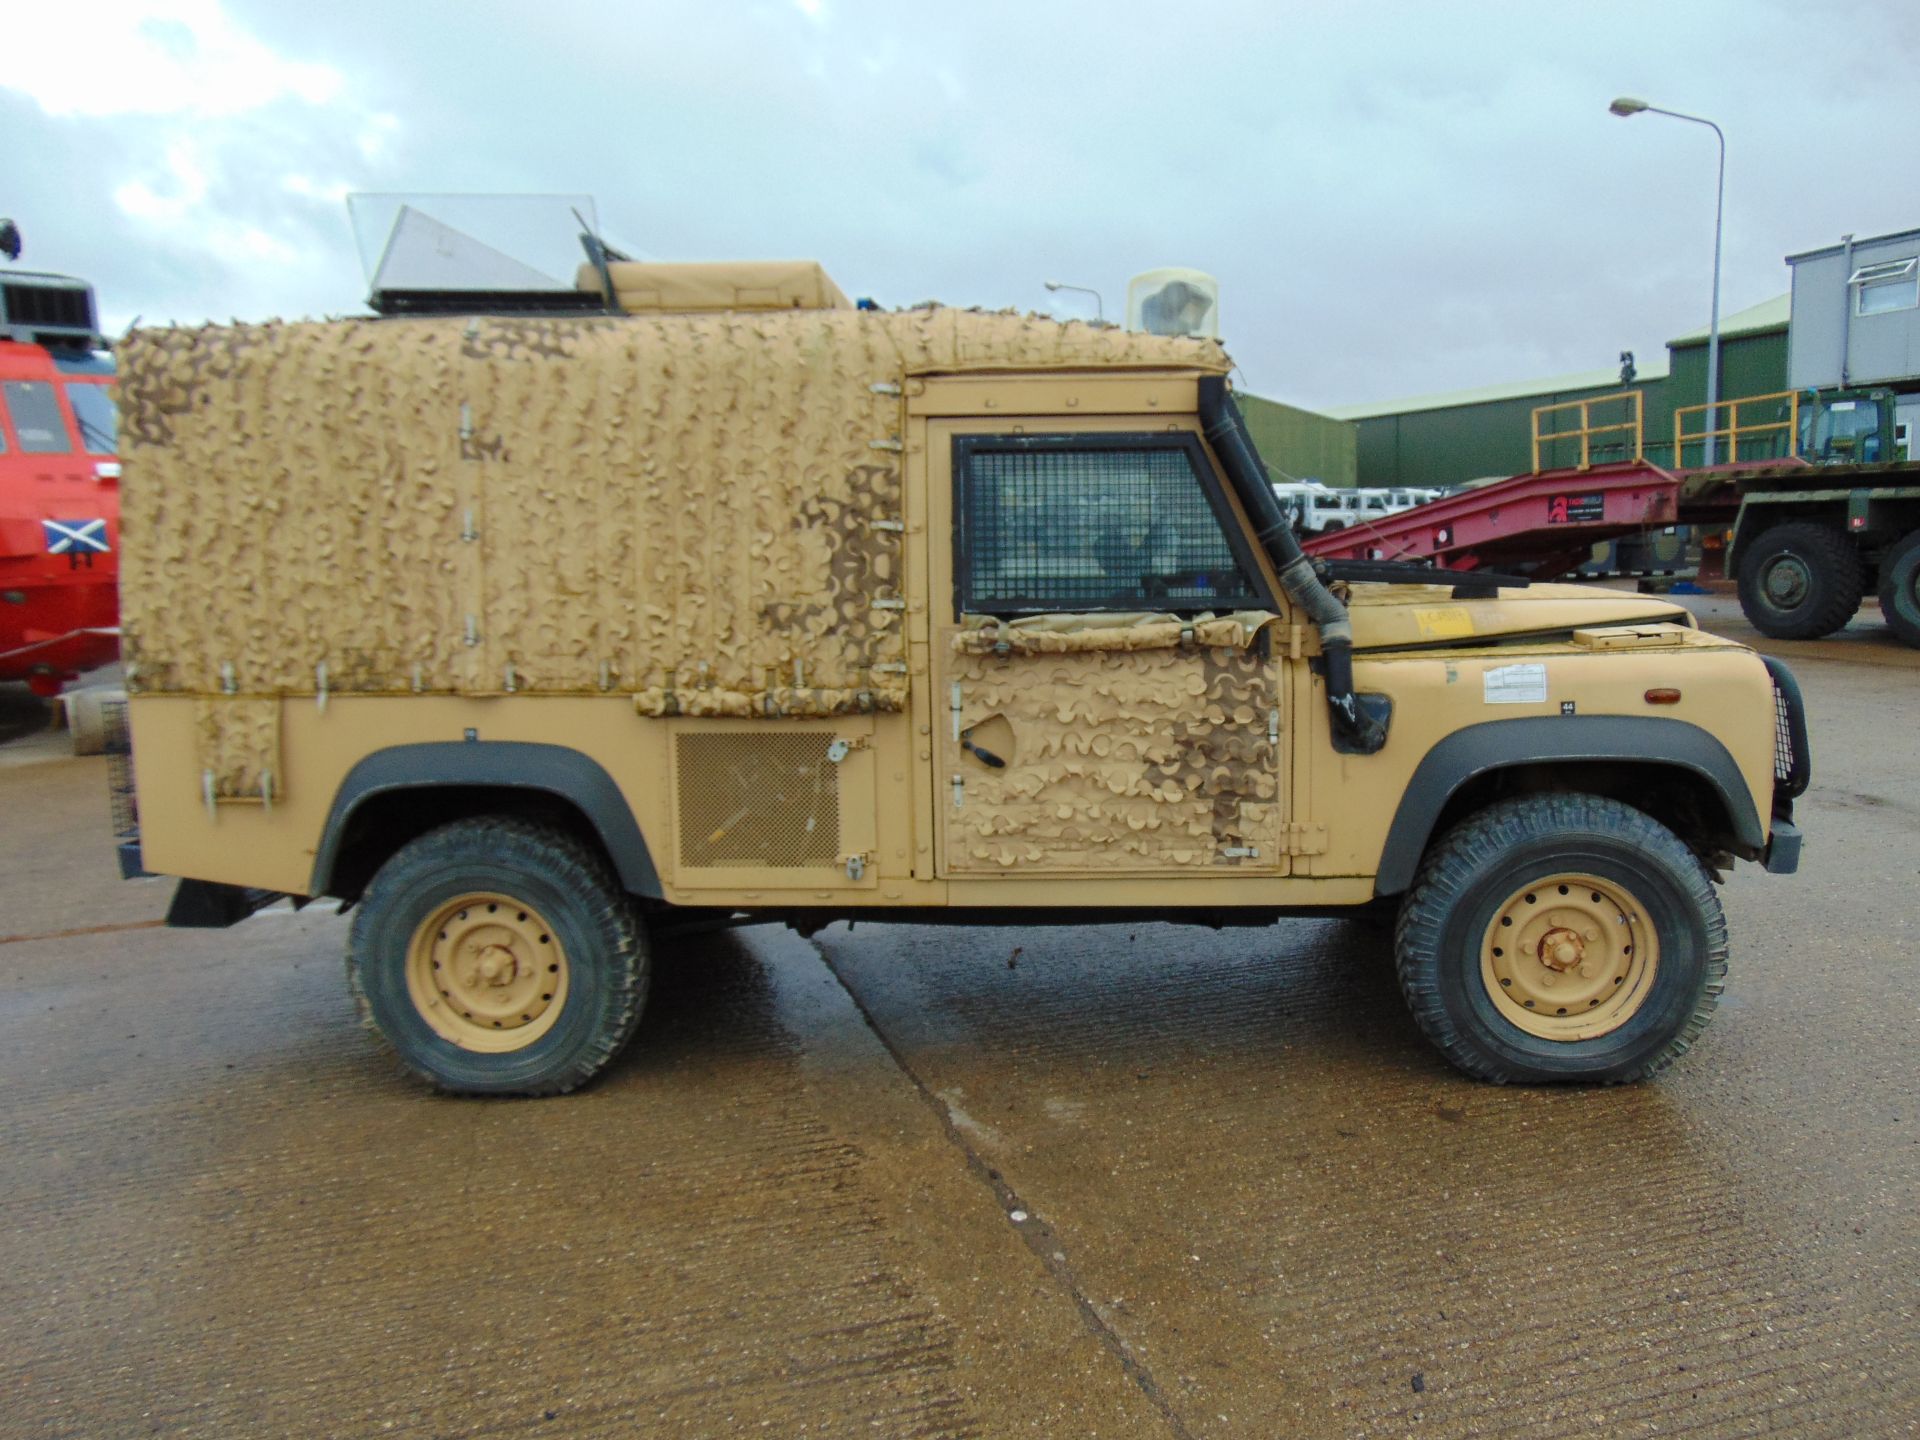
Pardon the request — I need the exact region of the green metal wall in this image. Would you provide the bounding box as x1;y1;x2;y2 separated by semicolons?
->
1353;377;1660;489
1237;393;1356;489
1350;326;1789;488
1659;327;1789;466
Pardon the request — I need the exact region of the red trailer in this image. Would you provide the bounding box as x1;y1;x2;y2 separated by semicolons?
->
1302;459;1697;577
1299;389;1770;581
1;260;119;695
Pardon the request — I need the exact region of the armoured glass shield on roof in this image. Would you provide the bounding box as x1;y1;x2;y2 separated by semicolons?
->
3;380;70;453
346;193;610;298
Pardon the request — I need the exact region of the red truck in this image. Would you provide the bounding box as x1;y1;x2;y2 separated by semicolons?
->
1;232;119;696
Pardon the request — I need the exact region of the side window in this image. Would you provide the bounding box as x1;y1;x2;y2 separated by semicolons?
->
956;433;1267;615
65;382;118;456
2;381;71;454
1852;258;1918;316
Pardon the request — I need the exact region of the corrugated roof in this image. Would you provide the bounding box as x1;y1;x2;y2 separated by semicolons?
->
1667;293;1789;346
1324;359;1669;422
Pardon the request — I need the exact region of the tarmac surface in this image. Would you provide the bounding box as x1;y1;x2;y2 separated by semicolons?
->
1;597;1915;1438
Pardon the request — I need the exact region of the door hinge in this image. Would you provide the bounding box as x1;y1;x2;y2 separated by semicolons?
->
1282;822;1328;855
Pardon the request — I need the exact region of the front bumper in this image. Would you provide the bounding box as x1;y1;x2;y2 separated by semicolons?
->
1763;819;1802;875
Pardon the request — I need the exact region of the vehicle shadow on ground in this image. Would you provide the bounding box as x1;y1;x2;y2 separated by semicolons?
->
814;915;1442;1087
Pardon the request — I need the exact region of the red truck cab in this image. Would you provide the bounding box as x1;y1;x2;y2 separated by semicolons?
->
1;266;120;694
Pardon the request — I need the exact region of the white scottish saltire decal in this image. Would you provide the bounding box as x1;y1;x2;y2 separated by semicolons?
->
42;519;110;555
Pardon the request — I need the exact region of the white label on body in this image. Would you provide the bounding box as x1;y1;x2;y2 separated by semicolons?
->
1483;662;1548;704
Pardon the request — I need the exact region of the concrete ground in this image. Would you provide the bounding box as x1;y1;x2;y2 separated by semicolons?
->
1;603;1915;1439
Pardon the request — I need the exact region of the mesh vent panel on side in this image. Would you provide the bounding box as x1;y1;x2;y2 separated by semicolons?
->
676;733;841;868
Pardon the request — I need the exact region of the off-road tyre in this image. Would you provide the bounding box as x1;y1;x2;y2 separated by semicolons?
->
1395;794;1726;1084
1737;520;1863;639
347;818;648;1096
1875;528;1920;648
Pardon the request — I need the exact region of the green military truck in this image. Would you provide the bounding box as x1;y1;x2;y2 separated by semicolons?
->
1727;388;1920;645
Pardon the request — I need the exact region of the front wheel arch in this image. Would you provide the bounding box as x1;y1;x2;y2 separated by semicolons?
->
1372;718;1763;897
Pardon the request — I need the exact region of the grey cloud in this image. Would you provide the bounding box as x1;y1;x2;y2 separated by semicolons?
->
9;0;1920;411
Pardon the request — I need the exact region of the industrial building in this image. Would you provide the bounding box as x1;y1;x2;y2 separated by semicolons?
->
1786;226;1920;454
1235;391;1356;489
1324;295;1790;489
1237;224;1916;493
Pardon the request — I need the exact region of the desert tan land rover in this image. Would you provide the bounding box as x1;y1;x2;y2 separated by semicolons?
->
108;257;1808;1095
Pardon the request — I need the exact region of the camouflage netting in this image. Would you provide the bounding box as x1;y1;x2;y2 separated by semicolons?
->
119;308;1228;739
949;628;1282;870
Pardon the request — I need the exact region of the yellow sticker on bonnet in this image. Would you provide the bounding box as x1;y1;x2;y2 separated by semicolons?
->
1415;606;1475;639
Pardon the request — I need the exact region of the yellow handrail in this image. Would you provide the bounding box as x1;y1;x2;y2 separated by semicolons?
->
1671;389;1800;467
1531;389;1645;473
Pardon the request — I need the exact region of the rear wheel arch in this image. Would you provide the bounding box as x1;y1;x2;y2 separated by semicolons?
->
1372;717;1763;897
313;742;663;903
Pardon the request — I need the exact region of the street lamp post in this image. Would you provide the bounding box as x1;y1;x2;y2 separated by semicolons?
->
1610;96;1726;466
1043;279;1104;322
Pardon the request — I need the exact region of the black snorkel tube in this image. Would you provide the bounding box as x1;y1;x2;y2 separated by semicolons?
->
1198;376;1387;755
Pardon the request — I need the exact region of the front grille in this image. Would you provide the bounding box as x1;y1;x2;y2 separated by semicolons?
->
675;732;841;869
1762;657;1810;800
102;698;139;841
1771;687;1794;786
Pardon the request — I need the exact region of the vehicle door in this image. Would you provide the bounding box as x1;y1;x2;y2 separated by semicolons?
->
923;413;1292;877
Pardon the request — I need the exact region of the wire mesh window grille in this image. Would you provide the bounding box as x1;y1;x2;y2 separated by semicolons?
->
956;435;1264;614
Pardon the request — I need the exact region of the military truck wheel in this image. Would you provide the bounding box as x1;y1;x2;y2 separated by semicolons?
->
1736;521;1862;639
1875;529;1920;648
1395;794;1725;1084
347;818;648;1096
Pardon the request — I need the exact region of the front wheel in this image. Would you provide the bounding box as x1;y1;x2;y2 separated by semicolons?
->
1876;529;1920;648
1736;520;1862;639
347;818;649;1095
1395;794;1726;1084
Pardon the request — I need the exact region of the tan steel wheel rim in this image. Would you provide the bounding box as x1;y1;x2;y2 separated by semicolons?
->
405;892;569;1052
1479;872;1658;1041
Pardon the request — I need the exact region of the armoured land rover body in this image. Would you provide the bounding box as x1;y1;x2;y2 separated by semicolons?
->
110;258;1808;1095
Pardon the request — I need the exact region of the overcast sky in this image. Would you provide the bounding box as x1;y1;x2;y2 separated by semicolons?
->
6;0;1918;411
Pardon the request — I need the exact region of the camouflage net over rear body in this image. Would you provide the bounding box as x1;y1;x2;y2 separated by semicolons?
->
119;307;1227;742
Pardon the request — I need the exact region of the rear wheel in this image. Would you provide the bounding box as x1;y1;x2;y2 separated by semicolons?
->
347;818;648;1095
1736;520;1862;639
1876;529;1920;648
1395;794;1725;1084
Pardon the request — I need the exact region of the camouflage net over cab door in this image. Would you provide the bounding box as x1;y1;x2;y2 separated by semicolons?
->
118;307;1226;721
946;613;1285;872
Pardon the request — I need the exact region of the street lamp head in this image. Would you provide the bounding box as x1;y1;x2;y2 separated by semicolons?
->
1609;96;1650;117
1043;280;1063;291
